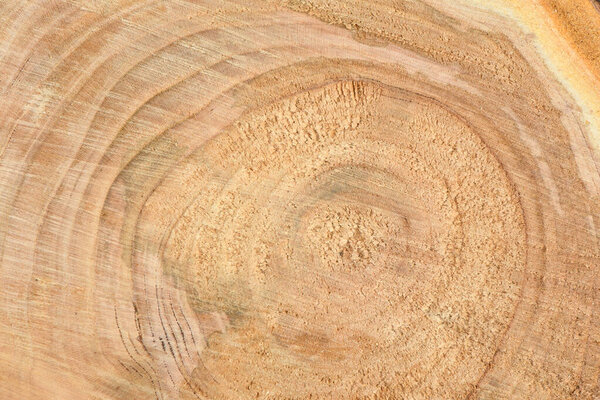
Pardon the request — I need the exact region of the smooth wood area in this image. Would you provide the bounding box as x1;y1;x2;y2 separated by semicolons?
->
1;0;599;399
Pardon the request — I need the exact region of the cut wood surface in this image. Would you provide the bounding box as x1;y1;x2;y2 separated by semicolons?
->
1;0;599;399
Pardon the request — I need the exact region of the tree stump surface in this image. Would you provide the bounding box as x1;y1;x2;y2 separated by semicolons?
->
0;0;599;399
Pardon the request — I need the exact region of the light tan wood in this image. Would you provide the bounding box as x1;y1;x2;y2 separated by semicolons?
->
0;0;599;399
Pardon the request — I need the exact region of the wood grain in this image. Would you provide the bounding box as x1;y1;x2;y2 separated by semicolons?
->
0;0;599;399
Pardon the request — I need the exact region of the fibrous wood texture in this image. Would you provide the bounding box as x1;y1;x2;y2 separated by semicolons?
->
1;0;599;399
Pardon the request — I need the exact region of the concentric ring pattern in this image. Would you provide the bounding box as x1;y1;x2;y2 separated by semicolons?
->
0;0;599;399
